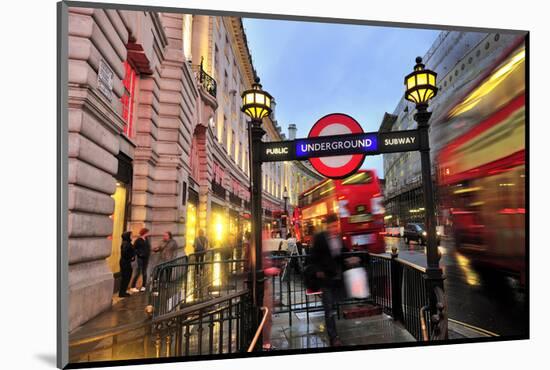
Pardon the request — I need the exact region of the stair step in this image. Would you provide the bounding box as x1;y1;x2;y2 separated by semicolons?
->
342;304;382;319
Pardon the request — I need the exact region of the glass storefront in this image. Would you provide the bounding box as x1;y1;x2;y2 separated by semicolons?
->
107;154;132;277
107;182;129;274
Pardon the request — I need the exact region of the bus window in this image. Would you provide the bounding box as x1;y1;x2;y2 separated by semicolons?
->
341;171;373;185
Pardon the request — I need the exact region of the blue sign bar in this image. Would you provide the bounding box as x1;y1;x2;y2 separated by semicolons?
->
295;133;378;159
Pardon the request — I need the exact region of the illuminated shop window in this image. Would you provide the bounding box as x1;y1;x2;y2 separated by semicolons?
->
107;182;128;274
185;203;197;256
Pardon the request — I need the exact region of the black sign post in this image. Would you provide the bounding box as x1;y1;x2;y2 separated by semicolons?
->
242;57;447;343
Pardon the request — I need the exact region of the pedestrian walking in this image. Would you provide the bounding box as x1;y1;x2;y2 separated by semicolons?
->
193;229;208;274
286;232;302;274
308;213;356;347
262;240;282;351
130;228;151;293
118;231;135;297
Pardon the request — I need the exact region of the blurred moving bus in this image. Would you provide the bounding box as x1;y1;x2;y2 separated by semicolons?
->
294;170;385;253
438;43;526;282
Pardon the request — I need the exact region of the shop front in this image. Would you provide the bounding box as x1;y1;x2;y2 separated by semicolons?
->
185;187;199;255
106;153;132;291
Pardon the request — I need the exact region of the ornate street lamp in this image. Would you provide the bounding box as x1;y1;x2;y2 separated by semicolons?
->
404;57;438;107
241;77;272;347
404;57;447;340
241;77;273;122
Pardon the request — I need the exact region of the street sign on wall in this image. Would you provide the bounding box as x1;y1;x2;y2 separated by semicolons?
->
260;113;422;179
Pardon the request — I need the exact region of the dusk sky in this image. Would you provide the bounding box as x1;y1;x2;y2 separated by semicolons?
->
242;18;440;178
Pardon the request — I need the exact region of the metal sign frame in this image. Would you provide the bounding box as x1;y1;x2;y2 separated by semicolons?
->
261;129;424;164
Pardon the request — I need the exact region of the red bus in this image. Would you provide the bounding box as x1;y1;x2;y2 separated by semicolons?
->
294;169;385;253
437;43;526;282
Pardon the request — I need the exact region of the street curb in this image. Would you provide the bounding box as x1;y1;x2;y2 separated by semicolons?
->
448;318;499;338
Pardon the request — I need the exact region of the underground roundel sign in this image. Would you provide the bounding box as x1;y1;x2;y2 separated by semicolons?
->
307;113;366;179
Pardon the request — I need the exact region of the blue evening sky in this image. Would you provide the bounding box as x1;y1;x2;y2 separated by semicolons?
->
242;18;440;178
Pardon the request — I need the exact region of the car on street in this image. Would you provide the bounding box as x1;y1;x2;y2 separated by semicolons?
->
403;223;441;245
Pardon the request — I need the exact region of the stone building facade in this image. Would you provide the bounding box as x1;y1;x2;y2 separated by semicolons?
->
66;8;321;332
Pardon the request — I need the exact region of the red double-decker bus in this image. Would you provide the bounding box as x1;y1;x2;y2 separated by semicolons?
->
437;43;526;282
294;169;385;253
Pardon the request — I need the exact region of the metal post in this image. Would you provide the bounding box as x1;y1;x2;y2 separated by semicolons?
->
283;195;288;237
414;103;447;340
249;119;265;348
390;247;404;322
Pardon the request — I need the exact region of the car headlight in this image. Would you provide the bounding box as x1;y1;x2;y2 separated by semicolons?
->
422;231;427;236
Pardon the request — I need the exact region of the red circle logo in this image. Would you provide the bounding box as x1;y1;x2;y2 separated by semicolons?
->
308;113;365;179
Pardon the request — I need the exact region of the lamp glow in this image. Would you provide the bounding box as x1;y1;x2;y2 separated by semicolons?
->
241;77;273;121
404;57;438;106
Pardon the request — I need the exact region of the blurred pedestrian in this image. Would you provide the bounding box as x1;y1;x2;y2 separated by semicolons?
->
130;228;151;293
286;232;301;273
118;231;135;297
193;229;208;274
262;240;282;351
309;214;349;346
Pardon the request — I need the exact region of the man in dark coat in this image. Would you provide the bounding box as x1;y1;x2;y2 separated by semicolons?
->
130;228;151;292
118;231;135;297
309;213;346;346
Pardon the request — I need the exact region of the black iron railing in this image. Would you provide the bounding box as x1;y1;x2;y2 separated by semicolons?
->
149;247;248;318
398;258;430;340
266;249;434;341
266;251;374;327
152;290;253;357
199;67;217;98
191;58;217;98
367;254;392;312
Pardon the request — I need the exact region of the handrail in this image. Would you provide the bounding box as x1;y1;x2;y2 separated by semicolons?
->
420;305;429;341
247;306;269;352
395;257;427;273
152;290;248;323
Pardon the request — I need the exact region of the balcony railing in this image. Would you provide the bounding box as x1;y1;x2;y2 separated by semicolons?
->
229;192;242;207
191;58;217;98
211;180;226;200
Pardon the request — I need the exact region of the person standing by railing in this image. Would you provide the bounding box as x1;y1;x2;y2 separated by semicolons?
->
154;231;178;262
153;231;179;283
118;231;135;297
130;228;151;293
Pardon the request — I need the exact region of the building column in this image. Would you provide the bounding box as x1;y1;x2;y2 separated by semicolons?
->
66;7;129;331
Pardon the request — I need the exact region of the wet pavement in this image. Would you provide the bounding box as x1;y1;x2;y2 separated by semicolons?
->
383;236;528;337
269;310;416;350
68;238;518;362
